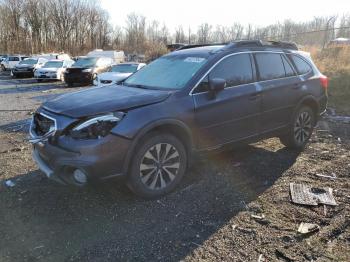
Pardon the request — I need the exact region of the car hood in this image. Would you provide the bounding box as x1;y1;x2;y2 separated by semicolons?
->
99;72;132;82
43;85;172;118
15;64;34;69
36;67;60;73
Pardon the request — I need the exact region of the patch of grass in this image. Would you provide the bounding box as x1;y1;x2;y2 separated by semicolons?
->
308;46;350;115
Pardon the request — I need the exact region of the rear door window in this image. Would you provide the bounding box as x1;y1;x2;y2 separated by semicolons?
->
255;53;286;81
288;54;312;75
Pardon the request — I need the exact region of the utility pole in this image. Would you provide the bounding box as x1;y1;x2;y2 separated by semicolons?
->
188;26;191;44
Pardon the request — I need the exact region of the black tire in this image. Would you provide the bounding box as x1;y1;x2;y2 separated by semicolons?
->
280;106;315;150
37;79;43;82
66;82;73;88
127;133;187;199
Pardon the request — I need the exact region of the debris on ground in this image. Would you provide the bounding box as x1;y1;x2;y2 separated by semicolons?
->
314;173;337;180
289;183;337;206
297;222;320;234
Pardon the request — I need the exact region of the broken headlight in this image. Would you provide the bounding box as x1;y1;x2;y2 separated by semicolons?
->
70;112;125;139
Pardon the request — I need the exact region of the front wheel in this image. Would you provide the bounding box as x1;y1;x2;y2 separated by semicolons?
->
280;106;315;149
127;133;187;199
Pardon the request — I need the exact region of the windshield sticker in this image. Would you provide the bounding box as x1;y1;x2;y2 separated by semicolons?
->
184;57;205;63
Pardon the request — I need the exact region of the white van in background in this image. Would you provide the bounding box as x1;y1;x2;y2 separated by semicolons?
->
1;55;28;71
87;49;125;64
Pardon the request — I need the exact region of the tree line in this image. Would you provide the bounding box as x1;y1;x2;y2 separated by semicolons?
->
0;0;350;57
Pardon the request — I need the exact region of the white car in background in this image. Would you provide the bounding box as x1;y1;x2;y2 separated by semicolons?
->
94;62;146;86
1;55;28;71
34;59;74;82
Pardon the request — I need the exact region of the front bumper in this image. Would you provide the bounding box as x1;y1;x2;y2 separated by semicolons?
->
35;73;59;80
13;70;34;77
64;72;92;84
32;134;131;185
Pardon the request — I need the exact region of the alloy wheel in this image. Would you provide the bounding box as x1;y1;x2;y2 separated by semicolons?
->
139;143;180;190
294;111;312;144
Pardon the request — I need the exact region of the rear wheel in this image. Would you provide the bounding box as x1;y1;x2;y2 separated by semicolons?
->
280;106;315;149
127;133;187;199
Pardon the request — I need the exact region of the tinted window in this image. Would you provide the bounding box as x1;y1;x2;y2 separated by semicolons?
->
111;64;138;73
210;53;253;87
282;55;296;77
72;57;98;68
255;53;286;81
9;57;19;61
288;54;312;75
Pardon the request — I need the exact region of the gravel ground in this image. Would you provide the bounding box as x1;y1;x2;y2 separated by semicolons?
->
0;71;349;261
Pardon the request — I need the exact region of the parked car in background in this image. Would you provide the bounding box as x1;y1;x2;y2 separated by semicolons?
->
30;53;71;61
64;56;113;86
94;62;146;86
87;49;125;64
34;59;74;82
0;55;8;63
11;57;48;78
29;40;328;199
1;55;28;71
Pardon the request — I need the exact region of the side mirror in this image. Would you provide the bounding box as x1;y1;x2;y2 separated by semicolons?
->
208;78;226;99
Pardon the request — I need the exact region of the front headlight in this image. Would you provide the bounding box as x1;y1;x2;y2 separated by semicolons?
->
70;112;125;139
82;68;92;73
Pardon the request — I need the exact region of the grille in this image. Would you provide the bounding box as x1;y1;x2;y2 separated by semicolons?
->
66;68;82;74
33;113;55;136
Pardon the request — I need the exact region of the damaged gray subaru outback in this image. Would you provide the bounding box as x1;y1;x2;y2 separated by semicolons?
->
30;40;328;199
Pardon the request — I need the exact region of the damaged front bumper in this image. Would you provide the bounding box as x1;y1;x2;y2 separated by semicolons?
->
29;110;131;185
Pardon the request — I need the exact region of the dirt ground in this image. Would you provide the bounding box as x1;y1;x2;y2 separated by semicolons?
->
0;71;349;262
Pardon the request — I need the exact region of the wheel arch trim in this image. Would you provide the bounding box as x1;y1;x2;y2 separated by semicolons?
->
121;119;194;174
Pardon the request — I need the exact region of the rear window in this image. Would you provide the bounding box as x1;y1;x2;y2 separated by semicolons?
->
255;53;286;81
288;54;312;75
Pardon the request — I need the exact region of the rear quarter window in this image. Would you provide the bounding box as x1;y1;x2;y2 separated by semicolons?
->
255;53;286;81
288;54;313;75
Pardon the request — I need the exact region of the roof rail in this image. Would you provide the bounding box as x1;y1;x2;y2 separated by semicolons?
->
224;40;264;49
224;40;298;50
176;43;228;51
175;40;298;52
266;40;298;50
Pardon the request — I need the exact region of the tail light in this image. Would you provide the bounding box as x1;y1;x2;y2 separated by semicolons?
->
320;75;328;91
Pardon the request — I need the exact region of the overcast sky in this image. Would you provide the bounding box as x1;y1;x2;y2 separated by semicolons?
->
101;0;349;32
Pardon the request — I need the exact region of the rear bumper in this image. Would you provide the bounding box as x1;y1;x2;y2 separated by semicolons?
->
318;94;328;117
32;134;131;185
